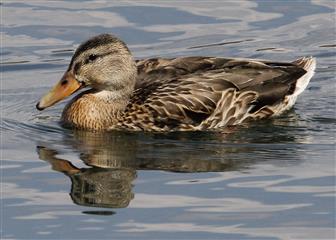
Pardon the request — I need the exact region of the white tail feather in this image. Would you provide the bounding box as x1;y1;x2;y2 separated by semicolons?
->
278;56;316;112
292;56;316;96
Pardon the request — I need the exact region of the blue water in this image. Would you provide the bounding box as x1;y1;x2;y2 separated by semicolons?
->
1;1;335;239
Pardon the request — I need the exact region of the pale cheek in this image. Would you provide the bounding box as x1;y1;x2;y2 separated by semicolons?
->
80;67;100;84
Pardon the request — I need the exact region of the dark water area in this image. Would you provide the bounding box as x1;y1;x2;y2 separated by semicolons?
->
1;1;335;239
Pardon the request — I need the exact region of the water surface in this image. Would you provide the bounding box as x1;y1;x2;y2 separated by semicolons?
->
1;1;335;239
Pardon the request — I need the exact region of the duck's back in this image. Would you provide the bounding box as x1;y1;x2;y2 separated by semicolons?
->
113;56;316;131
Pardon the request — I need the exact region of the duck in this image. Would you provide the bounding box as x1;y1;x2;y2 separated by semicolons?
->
36;33;316;132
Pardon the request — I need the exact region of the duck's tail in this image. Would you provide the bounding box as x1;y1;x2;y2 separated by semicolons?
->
291;56;316;96
276;56;316;113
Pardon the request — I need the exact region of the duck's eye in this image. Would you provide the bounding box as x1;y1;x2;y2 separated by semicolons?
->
87;54;98;63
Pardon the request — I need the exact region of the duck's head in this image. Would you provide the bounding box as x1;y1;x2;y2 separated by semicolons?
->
36;34;137;110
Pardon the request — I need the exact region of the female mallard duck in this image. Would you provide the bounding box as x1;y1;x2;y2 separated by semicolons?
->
36;34;316;131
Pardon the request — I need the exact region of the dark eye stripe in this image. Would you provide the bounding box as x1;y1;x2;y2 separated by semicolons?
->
70;50;119;72
84;54;99;65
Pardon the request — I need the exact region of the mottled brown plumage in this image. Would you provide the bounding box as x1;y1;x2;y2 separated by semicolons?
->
36;34;316;131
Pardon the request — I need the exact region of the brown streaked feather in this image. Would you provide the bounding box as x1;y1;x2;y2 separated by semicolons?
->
110;56;310;131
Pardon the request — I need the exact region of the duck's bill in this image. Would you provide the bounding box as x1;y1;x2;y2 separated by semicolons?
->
36;72;82;111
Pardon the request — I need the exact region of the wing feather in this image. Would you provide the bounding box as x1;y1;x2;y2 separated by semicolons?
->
117;56;308;131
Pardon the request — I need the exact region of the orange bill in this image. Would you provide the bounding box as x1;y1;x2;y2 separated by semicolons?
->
36;72;82;110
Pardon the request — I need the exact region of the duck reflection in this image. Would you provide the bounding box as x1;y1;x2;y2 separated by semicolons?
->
37;145;136;209
36;123;301;209
36;130;239;209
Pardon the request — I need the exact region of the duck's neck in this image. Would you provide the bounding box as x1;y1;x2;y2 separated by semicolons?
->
94;89;130;109
61;88;131;131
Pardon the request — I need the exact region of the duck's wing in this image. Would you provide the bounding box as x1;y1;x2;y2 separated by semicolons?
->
123;57;312;131
135;56;307;89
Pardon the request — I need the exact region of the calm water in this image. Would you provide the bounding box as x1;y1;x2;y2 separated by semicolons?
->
1;1;336;239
